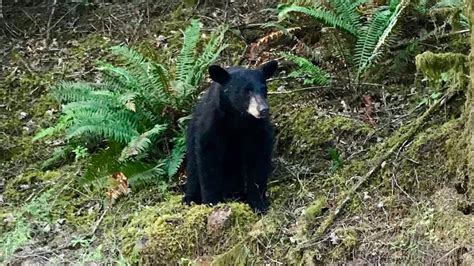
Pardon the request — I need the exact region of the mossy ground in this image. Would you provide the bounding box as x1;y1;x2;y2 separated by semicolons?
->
1;1;473;265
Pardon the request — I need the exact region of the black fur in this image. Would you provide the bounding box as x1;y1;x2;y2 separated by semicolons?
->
183;61;278;213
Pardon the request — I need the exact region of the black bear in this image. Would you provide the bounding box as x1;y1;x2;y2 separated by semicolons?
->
183;60;278;213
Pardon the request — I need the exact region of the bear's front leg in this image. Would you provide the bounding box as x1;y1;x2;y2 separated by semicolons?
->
245;129;272;213
196;138;224;205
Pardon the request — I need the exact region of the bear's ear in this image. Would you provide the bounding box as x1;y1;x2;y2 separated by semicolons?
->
260;60;278;80
209;65;231;85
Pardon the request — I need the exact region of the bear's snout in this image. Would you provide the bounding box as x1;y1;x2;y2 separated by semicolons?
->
247;93;269;119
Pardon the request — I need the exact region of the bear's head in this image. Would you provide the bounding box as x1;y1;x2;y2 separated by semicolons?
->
208;60;278;119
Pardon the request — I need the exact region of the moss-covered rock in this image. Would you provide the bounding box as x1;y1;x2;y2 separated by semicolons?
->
117;195;257;264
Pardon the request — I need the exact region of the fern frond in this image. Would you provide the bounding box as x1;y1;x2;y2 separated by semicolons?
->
432;0;462;9
110;45;171;104
51;82;113;103
278;4;359;35
164;134;186;178
176;19;202;84
97;63;141;92
354;0;409;79
192;25;229;87
331;0;365;29
63;103;140;128
120;124;167;161
32;115;72;141
111;44;148;66
127;161;166;188
282;53;331;85
67;123;139;144
63;108;140;144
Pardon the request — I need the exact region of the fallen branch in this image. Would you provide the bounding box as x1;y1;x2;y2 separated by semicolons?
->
268;85;331;95
307;88;457;243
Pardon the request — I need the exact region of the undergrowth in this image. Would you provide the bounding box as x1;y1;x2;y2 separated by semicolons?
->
33;19;228;189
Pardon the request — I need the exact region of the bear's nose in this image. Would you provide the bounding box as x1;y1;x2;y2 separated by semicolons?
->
259;107;269;118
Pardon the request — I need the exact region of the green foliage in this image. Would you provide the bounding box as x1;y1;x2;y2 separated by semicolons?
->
40;146;73;170
354;1;409;79
164;133;187;178
279;0;409;82
328;147;343;173
277;0;365;35
429;0;469;29
34;19;227;188
1;191;53;261
281;53;331;85
0;219;31;261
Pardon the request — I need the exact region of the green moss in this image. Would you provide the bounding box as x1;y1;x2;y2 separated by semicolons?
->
117;195;257;264
272;98;370;163
390;188;473;259
304;196;328;219
330;227;358;259
4;170;61;202
69;34;111;62
376;120;461;195
408;119;461;158
415;51;468;90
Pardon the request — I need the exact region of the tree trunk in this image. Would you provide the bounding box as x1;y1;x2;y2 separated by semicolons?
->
467;0;474;199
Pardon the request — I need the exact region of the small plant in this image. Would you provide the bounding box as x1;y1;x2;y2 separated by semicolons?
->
0;191;53;261
34;19;228;188
328;147;343;173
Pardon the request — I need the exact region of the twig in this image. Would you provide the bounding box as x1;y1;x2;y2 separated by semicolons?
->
307;89;457;242
394;28;470;49
47;4;80;34
91;205;108;236
268;85;332;95
45;0;58;43
435;245;461;263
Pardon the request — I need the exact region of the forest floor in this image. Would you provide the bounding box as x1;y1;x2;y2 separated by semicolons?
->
1;1;473;265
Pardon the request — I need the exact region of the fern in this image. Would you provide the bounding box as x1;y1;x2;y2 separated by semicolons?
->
51;82;112;103
164;133;187;178
432;0;462;9
282;53;332;85
128;161;167;188
277;0;366;36
192;25;229;87
109;45;171;104
36;19;227;189
176;19;202;85
354;0;409;80
330;0;365;29
33;115;72;141
120;124;167;161
67;123;139;144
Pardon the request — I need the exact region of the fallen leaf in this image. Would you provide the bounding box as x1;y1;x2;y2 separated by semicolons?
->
106;172;130;202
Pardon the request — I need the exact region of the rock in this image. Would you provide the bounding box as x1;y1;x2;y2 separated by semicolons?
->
207;207;232;238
